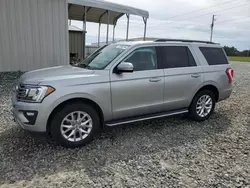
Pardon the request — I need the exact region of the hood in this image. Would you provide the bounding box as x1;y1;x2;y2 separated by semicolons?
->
19;65;95;85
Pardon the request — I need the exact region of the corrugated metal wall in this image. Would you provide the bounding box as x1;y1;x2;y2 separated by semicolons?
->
0;0;69;72
85;45;99;57
69;31;83;59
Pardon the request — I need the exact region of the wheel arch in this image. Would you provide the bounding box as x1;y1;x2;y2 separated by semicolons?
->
46;97;104;133
194;84;219;102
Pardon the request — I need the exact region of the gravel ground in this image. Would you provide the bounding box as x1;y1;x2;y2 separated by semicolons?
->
0;62;250;188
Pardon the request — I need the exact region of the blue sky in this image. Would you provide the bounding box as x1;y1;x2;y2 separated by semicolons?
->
71;0;250;50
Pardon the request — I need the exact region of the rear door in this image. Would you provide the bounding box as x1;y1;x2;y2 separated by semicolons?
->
160;45;204;111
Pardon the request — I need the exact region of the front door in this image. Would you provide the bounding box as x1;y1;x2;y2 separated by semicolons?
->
110;46;164;120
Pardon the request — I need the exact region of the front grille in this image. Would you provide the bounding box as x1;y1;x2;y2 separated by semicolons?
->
16;84;27;101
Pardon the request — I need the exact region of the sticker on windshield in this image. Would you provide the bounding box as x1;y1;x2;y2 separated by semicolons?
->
116;45;129;50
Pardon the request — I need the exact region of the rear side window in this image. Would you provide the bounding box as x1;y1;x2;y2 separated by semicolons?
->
199;47;228;65
162;46;197;68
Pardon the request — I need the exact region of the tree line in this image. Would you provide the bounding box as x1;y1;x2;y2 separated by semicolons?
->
224;46;250;57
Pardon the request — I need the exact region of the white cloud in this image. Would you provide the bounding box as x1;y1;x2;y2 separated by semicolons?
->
71;0;250;50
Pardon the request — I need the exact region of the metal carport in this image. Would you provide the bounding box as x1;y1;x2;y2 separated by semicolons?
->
0;0;149;72
68;0;149;58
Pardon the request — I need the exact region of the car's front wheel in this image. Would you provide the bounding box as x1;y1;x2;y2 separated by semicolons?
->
50;103;100;148
189;89;216;121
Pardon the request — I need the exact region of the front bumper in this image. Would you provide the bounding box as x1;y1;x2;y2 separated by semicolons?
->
11;95;49;132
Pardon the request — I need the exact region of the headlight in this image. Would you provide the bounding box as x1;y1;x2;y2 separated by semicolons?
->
18;85;55;103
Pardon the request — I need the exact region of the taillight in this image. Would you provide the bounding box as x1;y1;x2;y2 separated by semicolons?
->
226;68;234;83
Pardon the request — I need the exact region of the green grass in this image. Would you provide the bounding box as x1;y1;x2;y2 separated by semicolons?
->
228;56;250;62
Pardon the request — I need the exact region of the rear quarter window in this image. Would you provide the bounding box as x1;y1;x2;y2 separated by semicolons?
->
199;47;228;65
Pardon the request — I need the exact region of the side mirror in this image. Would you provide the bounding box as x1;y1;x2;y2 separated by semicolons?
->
116;62;134;73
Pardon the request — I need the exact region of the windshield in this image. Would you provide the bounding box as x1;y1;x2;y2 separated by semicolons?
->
79;44;130;70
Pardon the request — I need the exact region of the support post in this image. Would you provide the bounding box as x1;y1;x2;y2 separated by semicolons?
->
126;14;130;41
98;23;101;47
83;7;87;31
113;24;116;42
82;7;87;59
113;13;123;42
143;17;147;41
106;11;110;44
98;10;108;47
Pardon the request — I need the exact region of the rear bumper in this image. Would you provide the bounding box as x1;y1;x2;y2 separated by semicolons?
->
218;87;232;102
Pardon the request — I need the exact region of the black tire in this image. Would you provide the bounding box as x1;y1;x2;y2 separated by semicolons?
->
50;103;100;148
189;89;216;121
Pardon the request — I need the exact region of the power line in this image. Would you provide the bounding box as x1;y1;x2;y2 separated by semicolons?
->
149;15;250;36
216;16;250;24
148;3;250;28
148;3;249;28
126;16;250;38
165;0;237;20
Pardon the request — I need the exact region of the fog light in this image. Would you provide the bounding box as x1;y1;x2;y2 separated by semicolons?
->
26;112;35;116
20;111;38;125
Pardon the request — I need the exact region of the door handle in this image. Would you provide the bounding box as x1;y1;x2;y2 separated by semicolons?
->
149;78;161;82
191;74;201;78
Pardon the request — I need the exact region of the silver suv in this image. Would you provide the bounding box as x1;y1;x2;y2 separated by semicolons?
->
12;39;234;148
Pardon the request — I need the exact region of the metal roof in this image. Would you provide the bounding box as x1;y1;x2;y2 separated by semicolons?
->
68;0;149;25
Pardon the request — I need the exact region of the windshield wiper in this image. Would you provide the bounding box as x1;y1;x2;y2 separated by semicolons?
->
86;65;94;70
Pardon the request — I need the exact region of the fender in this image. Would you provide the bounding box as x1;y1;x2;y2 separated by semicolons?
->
46;92;112;122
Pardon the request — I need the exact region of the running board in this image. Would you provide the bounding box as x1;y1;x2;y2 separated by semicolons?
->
105;109;188;127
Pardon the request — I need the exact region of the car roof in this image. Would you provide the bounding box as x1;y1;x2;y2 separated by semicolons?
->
114;41;154;46
112;40;221;48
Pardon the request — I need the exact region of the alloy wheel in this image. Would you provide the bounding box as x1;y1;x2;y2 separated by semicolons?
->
196;95;213;117
60;111;93;142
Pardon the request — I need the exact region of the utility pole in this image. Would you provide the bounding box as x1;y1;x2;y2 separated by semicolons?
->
210;15;216;42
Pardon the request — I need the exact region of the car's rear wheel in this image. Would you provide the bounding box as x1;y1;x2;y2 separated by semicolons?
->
50;103;100;148
189;89;216;121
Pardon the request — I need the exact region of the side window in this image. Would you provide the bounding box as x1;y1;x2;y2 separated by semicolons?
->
199;47;228;65
124;47;158;71
162;46;197;68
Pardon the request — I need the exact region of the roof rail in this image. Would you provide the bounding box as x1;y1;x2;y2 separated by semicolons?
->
154;38;218;44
